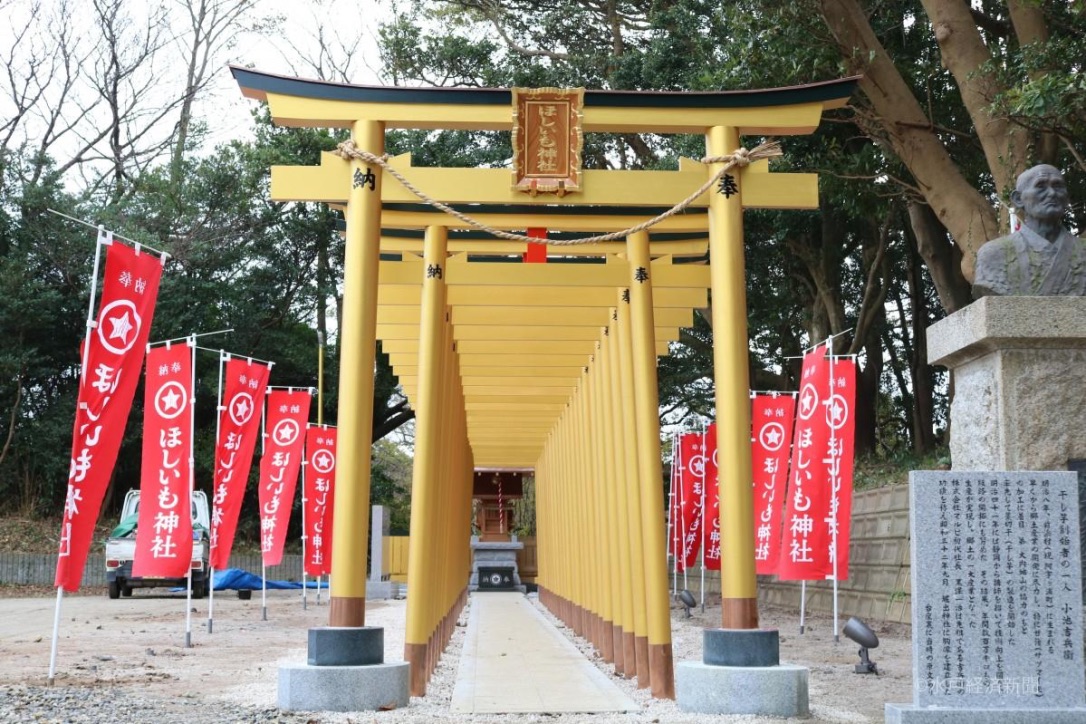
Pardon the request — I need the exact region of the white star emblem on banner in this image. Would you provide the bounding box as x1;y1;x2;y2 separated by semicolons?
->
108;312;134;345
311;450;335;474
161;388;182;411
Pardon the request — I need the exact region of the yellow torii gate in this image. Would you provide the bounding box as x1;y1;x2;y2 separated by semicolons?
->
232;67;856;703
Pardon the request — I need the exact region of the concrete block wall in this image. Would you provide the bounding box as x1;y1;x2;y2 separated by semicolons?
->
0;552;306;588
4;490;913;624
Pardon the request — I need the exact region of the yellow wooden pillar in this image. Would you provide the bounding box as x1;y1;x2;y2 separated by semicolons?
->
605;309;636;677
537;446;549;602
615;287;650;688
597;326;621;667
569;377;586;638
562;395;576;624
625;230;675;699
553;411;566;617
431;344;453;676
595;353;612;659
589;350;612;659
707;126;758;630
329;119;384;627
543;443;554;607
404;224;448;695
582;369;597;645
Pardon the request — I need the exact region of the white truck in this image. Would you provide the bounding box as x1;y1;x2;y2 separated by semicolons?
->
104;489;211;599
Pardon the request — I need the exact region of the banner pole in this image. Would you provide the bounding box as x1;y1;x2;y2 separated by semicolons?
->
315;333;324;608
47;587;64;683
208;350;226;634
260;394;268;622
262;561;267;621
301;442;308;611
184;337;196;649
49;228;109;680
667;431;676;596
679;426;687;594
79;228;111;384
828;340;840;644
699;424;706;611
800;581;807;634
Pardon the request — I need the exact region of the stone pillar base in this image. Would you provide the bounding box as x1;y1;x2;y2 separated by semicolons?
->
278;662;409;712
280;625;408;712
703;628;780;666
307;626;383;666
675;661;809;717
886;704;1086;723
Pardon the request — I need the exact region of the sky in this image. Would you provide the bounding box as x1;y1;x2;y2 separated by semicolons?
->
0;0;398;163
199;0;394;147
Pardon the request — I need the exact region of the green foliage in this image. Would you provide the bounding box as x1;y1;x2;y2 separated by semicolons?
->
0;159;98;512
852;445;950;492
511;475;536;537
0;108;413;531
371;0;966;461
371;438;413;535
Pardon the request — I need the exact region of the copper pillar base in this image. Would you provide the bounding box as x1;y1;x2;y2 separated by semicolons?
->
722;596;759;629
635;635;650;689
622;631;636;679
649;642;675;699
611;624;623;670
405;641;427;696
329;596;365;627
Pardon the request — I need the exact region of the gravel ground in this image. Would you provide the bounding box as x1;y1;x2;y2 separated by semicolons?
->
0;587;912;723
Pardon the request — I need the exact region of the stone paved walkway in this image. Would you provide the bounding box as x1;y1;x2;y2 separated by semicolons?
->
450;592;638;714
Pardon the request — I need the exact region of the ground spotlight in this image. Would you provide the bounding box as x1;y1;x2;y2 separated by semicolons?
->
842;616;879;674
676;589;696;618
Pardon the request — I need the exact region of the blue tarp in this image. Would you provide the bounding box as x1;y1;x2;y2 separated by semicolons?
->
211;568;328;591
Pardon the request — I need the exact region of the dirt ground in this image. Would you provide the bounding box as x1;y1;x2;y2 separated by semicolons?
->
0;585;913;722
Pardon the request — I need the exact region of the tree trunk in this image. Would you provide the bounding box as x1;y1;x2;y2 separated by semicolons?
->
906;201;972;314
853;318;883;457
819;0;1001;282
905;236;937;454
920;0;1031;197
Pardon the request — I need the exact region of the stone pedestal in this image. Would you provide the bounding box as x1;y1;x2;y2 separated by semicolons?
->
927;296;1086;471
676;662;809;717
278;626;409;712
676;629;808;717
469;537;526;593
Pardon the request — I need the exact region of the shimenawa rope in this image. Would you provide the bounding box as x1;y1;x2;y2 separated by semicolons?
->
332;140;782;245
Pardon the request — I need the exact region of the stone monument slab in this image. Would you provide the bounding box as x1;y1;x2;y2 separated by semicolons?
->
887;471;1086;721
367;505;393;600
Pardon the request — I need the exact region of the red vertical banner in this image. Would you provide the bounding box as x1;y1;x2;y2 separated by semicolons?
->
702;423;721;571
777;347;832;580
751;394;796;576
675;432;706;571
208;358;271;569
259;389;311;567
826;358;856;579
55;240;164;592
132;343;193;578
303;426;337;577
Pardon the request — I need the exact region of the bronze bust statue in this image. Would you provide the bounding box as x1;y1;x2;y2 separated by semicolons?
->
973;164;1086;298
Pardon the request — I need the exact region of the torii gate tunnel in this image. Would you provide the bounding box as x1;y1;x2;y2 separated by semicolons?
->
232;67;857;700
